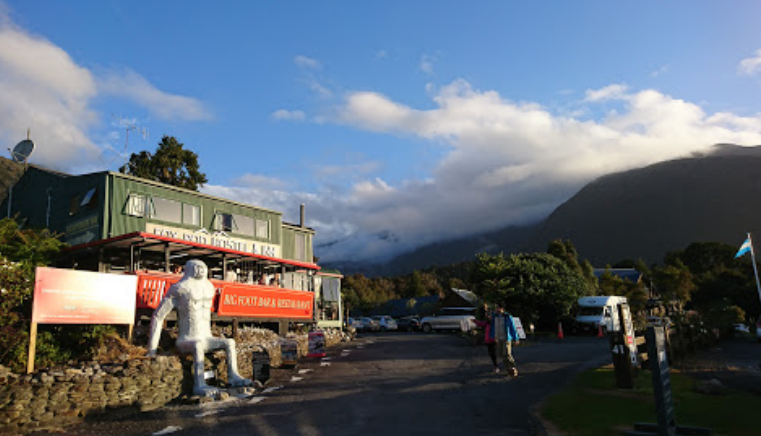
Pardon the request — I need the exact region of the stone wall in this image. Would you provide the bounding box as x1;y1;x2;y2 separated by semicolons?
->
0;328;348;434
0;356;186;434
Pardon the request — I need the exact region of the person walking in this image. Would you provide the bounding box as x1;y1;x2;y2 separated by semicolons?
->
491;305;520;377
473;304;500;373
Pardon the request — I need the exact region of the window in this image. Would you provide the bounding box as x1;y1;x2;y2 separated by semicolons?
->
80;187;98;209
234;214;255;236
256;219;269;239
125;194;146;217
125;194;201;227
151;197;182;223
183;204;201;226
295;233;306;261
215;213;236;232
577;307;604;317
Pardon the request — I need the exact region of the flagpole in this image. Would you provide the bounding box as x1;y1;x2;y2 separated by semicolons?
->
747;232;761;307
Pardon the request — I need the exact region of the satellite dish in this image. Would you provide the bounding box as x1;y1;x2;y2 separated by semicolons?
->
10;139;35;163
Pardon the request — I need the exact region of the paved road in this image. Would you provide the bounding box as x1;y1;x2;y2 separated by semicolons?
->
51;333;609;436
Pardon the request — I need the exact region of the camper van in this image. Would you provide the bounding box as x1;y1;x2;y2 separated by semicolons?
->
575;296;629;334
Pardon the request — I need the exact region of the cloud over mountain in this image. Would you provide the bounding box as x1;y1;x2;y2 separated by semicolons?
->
208;79;761;263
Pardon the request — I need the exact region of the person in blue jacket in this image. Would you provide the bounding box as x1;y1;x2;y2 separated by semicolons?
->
489;305;519;377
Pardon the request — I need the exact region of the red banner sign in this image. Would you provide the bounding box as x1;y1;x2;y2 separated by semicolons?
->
217;284;314;319
32;267;137;324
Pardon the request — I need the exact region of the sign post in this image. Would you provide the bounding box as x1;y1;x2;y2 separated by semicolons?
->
647;326;676;436
609;303;637;389
626;327;711;436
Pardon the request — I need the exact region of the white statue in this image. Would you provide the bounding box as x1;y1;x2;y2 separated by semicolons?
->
148;259;253;397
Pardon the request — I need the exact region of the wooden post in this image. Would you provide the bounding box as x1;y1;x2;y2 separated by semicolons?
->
232;318;239;341
164;242;170;273
127;323;134;343
27;322;38;374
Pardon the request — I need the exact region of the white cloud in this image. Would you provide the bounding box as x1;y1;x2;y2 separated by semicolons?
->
308;80;333;98
584;84;628;102
224;79;761;263
650;64;670;78
738;49;761;76
98;69;212;121
420;53;436;75
0;14;212;171
271;109;305;121
374;50;388;60
295;55;321;70
0;20;100;169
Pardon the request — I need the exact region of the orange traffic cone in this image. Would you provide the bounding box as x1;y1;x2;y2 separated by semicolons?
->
557;321;564;339
597;324;604;338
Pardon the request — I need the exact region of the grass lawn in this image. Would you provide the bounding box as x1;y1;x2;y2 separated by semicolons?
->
540;365;761;436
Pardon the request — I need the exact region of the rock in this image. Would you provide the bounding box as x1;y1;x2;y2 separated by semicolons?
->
695;378;726;395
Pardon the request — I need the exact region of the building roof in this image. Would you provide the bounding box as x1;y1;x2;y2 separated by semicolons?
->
451;288;478;305
382;295;440;317
593;268;642;283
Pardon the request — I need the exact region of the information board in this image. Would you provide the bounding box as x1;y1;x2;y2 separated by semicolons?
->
32;267;137;324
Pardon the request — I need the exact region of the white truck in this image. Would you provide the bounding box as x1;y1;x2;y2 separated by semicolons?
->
575;296;629;334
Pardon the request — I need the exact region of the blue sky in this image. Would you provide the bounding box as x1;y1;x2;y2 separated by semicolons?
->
2;1;761;263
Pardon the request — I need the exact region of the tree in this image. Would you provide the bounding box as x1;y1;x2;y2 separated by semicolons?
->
548;239;597;294
119;136;208;191
652;261;696;311
470;252;589;328
407;270;427;298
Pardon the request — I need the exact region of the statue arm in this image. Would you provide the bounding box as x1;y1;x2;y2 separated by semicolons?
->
147;292;176;356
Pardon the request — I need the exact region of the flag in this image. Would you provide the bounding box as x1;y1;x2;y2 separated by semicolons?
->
736;236;753;258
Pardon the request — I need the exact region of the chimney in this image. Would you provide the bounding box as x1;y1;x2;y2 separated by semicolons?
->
300;204;305;228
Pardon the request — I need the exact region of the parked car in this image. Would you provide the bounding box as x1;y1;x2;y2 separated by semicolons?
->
419;307;477;333
397;316;421;332
734;323;750;334
371;315;398;332
346;317;363;331
360;317;380;332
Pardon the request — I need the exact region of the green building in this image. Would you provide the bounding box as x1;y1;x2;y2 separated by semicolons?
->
2;161;342;332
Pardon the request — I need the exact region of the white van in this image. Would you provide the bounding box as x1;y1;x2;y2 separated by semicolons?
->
420;307;476;333
575;296;629;334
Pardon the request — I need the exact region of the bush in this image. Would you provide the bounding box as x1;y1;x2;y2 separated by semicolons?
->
0;218;120;372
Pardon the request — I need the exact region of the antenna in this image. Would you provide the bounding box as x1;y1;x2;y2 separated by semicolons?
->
9;129;35;163
102;115;149;167
113;114;149;149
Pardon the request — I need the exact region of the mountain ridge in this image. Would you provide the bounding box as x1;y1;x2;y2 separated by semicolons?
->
326;144;761;276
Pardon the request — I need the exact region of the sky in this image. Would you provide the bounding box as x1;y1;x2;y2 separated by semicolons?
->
2;1;761;263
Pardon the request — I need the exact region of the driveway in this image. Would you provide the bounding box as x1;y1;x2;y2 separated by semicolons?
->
48;334;610;436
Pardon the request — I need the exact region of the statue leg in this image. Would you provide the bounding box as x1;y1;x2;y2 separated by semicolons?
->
182;340;220;397
219;338;253;388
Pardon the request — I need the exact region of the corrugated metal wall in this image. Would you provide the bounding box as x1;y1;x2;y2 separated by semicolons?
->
108;173;284;245
3;168;106;245
3;168;316;265
282;226;314;262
